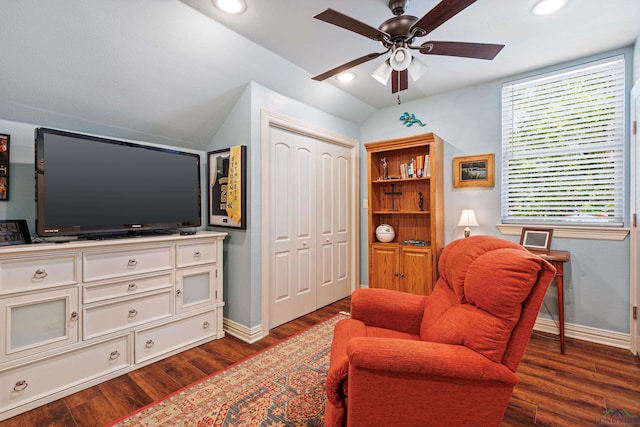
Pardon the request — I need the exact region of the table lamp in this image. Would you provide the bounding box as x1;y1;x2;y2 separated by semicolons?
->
458;209;479;238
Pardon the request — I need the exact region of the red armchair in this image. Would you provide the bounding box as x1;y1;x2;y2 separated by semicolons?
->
325;235;556;427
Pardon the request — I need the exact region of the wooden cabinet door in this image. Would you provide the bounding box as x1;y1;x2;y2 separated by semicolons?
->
370;245;399;290
399;247;433;295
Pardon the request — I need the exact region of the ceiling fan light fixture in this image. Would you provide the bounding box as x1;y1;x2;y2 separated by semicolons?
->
212;0;246;14
371;60;392;85
531;0;568;15
390;47;412;71
408;57;427;81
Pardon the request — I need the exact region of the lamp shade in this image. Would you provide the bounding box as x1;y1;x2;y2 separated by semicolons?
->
371;60;392;85
408;57;427;81
458;209;479;227
390;47;412;71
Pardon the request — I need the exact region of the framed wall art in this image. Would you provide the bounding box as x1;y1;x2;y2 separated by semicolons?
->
0;134;9;200
520;227;553;252
208;145;247;229
453;153;494;188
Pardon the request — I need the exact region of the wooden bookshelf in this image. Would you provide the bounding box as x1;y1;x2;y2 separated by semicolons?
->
365;133;443;295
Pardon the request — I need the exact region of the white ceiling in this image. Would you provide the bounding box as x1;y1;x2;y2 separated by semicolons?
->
0;0;639;150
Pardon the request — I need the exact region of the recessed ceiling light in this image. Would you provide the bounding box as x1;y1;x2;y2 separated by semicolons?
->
532;0;568;15
213;0;246;14
336;72;356;83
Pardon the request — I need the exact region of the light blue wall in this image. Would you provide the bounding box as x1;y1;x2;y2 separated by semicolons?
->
360;47;634;334
634;34;640;85
208;82;361;328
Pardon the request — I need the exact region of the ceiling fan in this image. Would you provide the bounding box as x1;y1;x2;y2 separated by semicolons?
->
312;0;505;95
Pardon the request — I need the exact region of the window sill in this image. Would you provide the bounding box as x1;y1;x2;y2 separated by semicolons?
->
496;224;629;241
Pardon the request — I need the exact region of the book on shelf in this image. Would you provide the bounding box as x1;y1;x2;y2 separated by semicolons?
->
400;239;430;246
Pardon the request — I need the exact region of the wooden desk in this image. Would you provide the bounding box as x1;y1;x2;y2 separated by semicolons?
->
529;249;570;354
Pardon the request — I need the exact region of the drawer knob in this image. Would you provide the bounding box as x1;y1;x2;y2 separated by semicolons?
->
13;380;28;392
109;350;120;360
194;251;201;258
145;339;154;349
203;321;210;329
127;283;138;291
128;309;138;318
70;311;79;321
127;259;138;267
33;269;48;279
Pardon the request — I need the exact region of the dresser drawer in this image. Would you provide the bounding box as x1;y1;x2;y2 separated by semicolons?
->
83;273;173;304
83;289;173;340
0;334;130;413
83;246;173;282
176;241;216;268
0;255;77;294
135;310;216;364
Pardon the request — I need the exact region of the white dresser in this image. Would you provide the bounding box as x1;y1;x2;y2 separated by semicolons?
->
0;231;226;421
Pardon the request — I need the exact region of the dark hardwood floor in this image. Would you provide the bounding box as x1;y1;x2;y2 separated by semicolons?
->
1;297;639;426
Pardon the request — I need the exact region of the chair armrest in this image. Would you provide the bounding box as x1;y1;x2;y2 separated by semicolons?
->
350;288;427;334
347;337;519;385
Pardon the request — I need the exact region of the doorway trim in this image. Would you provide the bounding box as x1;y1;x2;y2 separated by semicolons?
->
260;110;360;337
630;80;640;356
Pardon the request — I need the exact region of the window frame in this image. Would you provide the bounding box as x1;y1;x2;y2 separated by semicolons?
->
501;55;626;228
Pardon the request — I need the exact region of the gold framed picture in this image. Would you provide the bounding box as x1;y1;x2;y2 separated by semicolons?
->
453;153;494;188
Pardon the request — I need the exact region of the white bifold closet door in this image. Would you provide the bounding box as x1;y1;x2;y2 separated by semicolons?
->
268;127;351;328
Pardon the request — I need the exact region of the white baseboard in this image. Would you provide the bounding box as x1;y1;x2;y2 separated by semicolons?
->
223;317;264;344
534;317;630;350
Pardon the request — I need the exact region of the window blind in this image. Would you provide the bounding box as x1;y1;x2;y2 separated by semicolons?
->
501;55;625;226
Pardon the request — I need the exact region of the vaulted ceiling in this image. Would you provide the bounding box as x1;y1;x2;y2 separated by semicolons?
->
1;1;639;150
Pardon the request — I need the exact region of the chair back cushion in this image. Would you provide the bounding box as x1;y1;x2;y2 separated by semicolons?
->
420;235;551;363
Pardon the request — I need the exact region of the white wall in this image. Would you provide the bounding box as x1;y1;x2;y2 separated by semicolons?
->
360;47;634;335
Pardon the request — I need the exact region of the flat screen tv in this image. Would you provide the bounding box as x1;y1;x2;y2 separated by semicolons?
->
35;127;201;238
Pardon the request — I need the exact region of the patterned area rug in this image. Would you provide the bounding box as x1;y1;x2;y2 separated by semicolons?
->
110;314;347;427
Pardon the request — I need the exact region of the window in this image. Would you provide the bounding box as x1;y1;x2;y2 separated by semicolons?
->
501;55;625;227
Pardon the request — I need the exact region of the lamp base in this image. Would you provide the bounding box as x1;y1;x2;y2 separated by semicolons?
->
464;227;471;238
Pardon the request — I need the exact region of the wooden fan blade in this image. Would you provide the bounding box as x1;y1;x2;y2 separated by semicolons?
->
391;69;408;94
312;51;389;81
314;8;389;41
411;0;477;36
419;41;504;60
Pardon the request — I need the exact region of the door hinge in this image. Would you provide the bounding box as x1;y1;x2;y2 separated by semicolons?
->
634;213;638;228
634;306;638;320
634;120;637;135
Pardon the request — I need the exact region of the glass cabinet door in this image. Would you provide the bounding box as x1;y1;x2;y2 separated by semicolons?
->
175;266;215;314
1;287;79;363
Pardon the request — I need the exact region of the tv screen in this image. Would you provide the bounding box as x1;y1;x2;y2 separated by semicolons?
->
35;128;201;237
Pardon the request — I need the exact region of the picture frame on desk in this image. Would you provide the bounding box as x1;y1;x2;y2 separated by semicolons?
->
453;153;494;188
0;220;31;246
207;145;247;230
520;227;553;251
